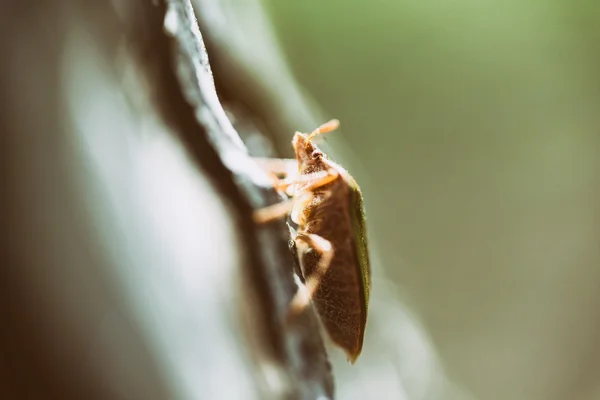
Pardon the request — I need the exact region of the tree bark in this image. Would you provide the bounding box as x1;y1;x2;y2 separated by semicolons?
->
1;0;333;399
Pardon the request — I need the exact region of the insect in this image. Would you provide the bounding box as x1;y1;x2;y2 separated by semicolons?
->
253;119;371;363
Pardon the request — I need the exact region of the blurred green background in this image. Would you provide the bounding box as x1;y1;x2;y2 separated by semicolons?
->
261;1;600;399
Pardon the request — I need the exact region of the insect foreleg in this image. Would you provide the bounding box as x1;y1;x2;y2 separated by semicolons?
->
298;169;338;192
288;232;334;317
252;169;338;224
282;169;337;196
253;157;298;178
269;170;332;197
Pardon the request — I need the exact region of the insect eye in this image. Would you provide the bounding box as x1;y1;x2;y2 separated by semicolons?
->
311;150;322;159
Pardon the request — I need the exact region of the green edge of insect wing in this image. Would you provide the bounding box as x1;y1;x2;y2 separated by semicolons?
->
347;177;371;315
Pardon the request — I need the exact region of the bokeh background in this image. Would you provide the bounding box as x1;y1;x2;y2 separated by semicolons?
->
4;1;600;399
259;1;600;400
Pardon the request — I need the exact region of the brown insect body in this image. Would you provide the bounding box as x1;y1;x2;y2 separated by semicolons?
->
252;120;371;363
291;133;371;362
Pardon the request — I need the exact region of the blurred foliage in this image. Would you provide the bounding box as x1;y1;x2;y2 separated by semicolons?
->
261;1;600;400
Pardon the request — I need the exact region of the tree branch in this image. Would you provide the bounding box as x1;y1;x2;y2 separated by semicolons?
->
1;0;333;399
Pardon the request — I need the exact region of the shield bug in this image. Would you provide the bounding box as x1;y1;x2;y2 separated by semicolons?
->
253;119;371;363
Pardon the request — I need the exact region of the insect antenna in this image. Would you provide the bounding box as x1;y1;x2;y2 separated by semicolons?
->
307;119;340;141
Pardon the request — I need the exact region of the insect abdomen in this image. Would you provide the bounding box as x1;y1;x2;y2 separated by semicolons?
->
300;179;368;361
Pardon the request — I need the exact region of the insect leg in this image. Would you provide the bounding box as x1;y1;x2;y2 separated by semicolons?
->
280;169;337;196
268;169;331;197
288;170;338;223
252;192;313;224
253;157;304;196
288;232;334;316
297;169;338;192
252;158;296;196
252;169;338;224
253;157;298;178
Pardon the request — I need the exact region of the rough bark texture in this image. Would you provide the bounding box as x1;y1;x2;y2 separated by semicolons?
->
1;0;332;399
